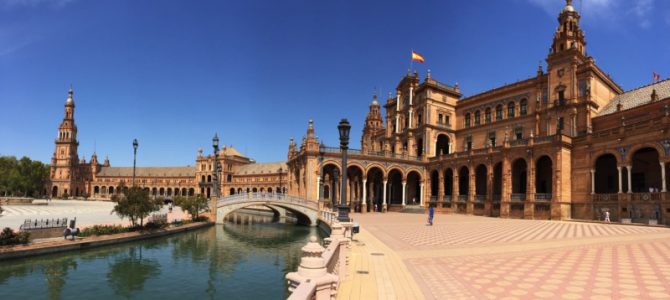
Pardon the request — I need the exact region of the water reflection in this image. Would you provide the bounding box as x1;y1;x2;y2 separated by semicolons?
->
107;247;161;298
0;222;323;299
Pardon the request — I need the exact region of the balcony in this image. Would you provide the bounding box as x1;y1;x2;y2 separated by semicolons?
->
535;193;552;201
457;195;467;203
510;193;526;202
592;193;618;202
443;195;452;203
475;195;486;203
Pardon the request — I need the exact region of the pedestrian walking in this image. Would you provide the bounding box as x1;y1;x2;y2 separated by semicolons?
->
604;211;610;223
427;204;435;226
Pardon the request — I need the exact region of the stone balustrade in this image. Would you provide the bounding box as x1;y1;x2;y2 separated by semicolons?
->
286;217;351;300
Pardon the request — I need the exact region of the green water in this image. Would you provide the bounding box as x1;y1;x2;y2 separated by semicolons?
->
0;223;324;300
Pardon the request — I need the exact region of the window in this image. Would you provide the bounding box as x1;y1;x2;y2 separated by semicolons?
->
465;113;471;128
508;102;515;118
558;90;565;105
542;89;548;104
515;127;523;140
520;99;527;116
445;115;450;126
465;136;472;151
418;113;422;125
496;105;503;121
438;114;443;124
485;108;491;124
474;111;481;126
489;132;496;147
578;80;587;97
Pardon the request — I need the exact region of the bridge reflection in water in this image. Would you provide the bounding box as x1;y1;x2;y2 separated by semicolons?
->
0;223;325;299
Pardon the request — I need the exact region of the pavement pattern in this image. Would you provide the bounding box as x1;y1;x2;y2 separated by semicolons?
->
0;200;187;230
340;212;670;300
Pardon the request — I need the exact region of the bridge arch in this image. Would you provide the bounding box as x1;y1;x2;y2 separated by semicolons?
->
217;193;318;226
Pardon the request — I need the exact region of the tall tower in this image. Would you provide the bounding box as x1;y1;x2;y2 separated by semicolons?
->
361;94;383;152
49;87;80;198
545;0;588;136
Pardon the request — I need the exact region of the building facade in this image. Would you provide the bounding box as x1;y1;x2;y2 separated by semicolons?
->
285;0;670;224
48;1;670;224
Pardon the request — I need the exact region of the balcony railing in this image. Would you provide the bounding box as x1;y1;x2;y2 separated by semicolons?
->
510;139;529;146
535;193;552;201
592;193;618;202
510;193;526;201
493;194;501;203
444;195;452;203
631;192;661;201
534;135;555;144
457;195;467;202
475;195;486;203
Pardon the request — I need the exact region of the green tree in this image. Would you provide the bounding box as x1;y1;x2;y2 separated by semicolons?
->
111;185;162;227
174;195;209;220
0;156;49;197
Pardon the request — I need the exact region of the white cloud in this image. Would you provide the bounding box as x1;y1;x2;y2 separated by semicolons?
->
526;0;656;29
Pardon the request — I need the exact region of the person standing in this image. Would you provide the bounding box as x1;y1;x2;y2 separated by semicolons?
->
428;204;435;226
604;210;610;223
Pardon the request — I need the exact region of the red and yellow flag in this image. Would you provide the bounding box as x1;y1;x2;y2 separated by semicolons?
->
411;51;425;63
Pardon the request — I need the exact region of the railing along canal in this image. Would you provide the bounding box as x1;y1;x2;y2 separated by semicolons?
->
217;192;318;209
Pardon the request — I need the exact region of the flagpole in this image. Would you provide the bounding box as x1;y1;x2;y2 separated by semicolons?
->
409;50;413;75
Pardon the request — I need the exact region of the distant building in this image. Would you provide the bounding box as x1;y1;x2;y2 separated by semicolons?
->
47;88;287;200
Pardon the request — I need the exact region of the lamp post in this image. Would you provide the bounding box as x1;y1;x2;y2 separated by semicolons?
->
337;119;351;222
212;134;221;199
132;139;138;187
278;167;283;195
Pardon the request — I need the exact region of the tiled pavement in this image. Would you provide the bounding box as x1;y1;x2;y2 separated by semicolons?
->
339;212;670;300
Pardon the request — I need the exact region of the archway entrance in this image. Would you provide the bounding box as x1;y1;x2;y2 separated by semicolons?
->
595;154;618;194
321;164;341;209
631;148;661;193
435;134;450;156
347;166;364;212
388;169;403;206
444;168;453;204
366;167;384;212
511;159;527;199
535;156;553;199
407;171;422;205
430;170;439;202
458;166;469;213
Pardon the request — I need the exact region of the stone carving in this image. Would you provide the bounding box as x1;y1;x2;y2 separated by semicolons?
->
658;140;670;156
617;146;629;161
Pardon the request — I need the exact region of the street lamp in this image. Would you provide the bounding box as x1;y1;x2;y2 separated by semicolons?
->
132;139;138;187
278;167;283;195
337;119;351;222
212;133;221;199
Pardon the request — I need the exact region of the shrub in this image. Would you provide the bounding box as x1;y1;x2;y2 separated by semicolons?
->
143;221;167;230
193;216;209;222
79;225;129;237
0;227;30;246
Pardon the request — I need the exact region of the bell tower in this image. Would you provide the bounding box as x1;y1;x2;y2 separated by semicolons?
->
49;86;80;198
361;94;383;152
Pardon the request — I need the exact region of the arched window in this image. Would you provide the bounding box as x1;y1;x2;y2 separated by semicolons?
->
496;105;503;121
474;111;481;126
508;102;515;118
485;108;491;124
520;99;528;116
464;113;471;128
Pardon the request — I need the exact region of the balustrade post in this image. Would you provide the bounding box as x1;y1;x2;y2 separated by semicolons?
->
661;162;667;193
362;179;367;213
401;180;407;206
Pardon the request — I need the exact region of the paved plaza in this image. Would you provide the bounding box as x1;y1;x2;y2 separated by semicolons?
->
339;212;670;300
0;200;186;230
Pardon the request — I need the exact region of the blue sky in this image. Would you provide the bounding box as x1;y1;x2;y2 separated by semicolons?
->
1;0;669;167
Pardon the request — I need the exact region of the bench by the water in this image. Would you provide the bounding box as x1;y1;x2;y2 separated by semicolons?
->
20;218;68;230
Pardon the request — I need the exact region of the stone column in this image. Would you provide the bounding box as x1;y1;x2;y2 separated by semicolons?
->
402;180;407;206
420;183;425;206
437;172;444;202
590;169;595;195
617;166;623;194
626;165;632;193
317;176;322;200
661;162;667;192
453;174;459;211
383;180;388;212
362;179;367;213
467;169;475;214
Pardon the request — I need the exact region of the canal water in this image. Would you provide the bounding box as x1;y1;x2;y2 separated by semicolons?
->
0;223;324;300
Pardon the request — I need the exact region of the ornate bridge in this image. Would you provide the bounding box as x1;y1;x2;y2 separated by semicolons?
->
216;193;319;226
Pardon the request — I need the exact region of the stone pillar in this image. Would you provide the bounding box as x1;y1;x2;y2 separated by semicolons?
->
420;183;424;206
485;167;493;216
525;159;535;219
453;173;459;212
500;157;511;218
383;180;388;212
317;176;322;200
467;169;475;214
617;166;623;194
590;169;595;195
661;162;667;193
437;172;444;202
402;180;407;206
362;179;367;213
626;165;632;193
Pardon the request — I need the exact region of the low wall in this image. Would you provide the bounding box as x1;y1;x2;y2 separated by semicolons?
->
0;222;213;261
0;197;34;205
24;227;67;240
